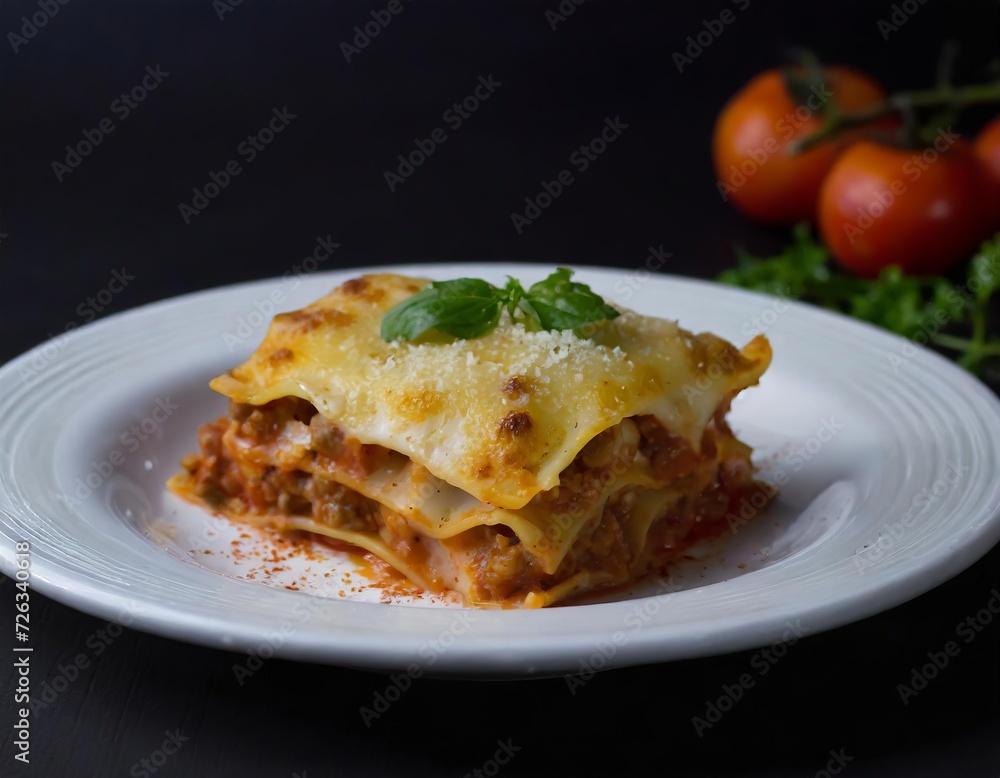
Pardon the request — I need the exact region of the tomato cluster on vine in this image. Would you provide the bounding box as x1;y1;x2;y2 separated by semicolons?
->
712;63;1000;277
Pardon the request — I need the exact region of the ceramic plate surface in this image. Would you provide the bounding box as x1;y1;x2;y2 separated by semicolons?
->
1;264;999;676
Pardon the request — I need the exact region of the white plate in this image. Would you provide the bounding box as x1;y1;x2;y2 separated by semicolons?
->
1;264;999;676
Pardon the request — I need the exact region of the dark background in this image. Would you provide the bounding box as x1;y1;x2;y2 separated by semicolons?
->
2;1;1000;776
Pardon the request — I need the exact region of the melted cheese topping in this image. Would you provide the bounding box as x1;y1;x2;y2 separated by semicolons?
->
212;274;772;514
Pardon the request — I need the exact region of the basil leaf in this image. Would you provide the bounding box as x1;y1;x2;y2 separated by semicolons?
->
429;283;503;339
380;269;619;342
380;279;502;341
524;268;620;331
379;287;442;341
502;277;527;322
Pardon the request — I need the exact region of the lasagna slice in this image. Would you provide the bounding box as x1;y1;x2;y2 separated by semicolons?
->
170;273;772;607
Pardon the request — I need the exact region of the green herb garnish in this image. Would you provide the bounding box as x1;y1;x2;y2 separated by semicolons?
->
718;224;1000;376
380;268;620;342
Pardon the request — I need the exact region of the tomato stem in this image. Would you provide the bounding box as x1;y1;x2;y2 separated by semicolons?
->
932;334;977;351
935;40;959;90
931;333;1000;356
789;79;1000;154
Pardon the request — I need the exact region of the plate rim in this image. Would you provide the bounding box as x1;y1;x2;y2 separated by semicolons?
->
2;262;999;675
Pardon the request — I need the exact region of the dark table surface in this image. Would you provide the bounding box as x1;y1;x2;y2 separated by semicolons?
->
2;1;1000;776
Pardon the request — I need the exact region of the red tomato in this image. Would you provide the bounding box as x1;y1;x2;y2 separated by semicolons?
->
974;116;1000;187
818;139;998;277
713;66;893;225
